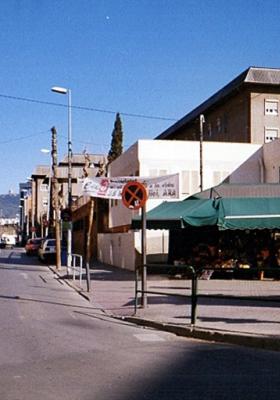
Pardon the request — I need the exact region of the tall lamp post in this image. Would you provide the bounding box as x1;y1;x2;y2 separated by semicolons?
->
51;86;72;272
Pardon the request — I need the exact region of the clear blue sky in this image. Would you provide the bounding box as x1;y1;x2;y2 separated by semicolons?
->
1;0;280;194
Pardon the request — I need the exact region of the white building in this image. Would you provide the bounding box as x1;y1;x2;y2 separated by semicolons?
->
97;139;263;270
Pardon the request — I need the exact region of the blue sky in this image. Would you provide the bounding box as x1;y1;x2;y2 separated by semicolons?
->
1;0;280;194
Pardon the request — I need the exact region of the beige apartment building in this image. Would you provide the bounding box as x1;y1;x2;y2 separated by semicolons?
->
156;67;280;145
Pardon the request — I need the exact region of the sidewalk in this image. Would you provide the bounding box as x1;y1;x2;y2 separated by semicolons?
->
51;262;280;351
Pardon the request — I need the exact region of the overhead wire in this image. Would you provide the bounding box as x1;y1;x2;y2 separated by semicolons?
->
0;129;50;144
0;93;178;122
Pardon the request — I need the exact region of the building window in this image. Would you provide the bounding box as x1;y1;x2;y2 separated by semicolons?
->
264;128;278;143
265;99;278;116
42;198;48;207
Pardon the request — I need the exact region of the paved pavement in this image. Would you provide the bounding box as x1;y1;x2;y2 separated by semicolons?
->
51;262;280;351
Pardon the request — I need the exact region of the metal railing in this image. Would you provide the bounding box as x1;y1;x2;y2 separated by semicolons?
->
70;253;83;287
135;264;198;324
135;263;280;326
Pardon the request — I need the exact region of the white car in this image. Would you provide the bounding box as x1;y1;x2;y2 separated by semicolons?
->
38;239;56;262
1;234;16;248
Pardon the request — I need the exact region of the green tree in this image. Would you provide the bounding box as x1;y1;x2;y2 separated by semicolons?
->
107;113;123;164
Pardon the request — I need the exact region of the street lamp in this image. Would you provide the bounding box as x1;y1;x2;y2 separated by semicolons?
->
51;86;72;272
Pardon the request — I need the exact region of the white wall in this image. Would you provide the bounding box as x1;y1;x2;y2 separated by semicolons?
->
138;140;262;194
108;143;139;228
97;232;136;271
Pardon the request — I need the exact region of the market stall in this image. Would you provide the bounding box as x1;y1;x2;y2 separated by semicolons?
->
132;196;280;279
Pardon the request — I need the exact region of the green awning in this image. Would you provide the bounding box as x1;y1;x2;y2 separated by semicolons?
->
131;199;218;230
131;196;280;231
218;197;280;230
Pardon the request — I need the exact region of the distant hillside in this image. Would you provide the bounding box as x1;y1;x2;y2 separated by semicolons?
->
0;194;20;218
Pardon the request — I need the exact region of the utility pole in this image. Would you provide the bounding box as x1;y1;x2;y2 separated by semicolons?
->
51;126;61;271
199;114;205;192
85;198;94;292
67;89;73;273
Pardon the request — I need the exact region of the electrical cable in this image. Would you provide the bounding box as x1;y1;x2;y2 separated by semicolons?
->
0;130;49;144
0;93;177;122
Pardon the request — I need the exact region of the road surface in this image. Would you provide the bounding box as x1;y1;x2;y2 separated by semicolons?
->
0;248;280;399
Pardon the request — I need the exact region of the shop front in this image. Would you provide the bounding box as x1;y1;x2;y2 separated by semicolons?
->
132;196;280;279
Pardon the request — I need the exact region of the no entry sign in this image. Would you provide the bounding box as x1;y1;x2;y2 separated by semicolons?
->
122;181;147;210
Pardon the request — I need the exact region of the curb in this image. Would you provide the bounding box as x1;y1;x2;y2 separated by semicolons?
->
48;265;280;352
49;266;91;302
123;316;280;352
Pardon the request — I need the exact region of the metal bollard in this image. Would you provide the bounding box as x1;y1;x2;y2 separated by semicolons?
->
191;269;198;326
134;266;139;314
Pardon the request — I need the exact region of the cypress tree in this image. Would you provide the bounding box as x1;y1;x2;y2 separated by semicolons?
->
108;113;123;164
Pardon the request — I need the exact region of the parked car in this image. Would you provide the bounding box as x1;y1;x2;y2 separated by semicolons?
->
25;238;43;256
0;234;17;248
38;238;56;263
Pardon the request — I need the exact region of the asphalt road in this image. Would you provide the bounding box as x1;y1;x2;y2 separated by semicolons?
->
0;248;280;400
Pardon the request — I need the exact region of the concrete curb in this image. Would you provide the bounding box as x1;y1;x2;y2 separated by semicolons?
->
48;266;92;302
123;316;280;352
48;265;280;352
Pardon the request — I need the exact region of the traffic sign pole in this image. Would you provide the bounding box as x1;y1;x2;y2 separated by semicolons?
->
121;181;148;308
141;202;147;308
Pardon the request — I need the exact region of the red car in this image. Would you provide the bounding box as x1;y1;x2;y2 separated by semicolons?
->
25;238;43;256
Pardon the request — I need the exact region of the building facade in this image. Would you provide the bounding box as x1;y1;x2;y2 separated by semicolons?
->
24;153;106;240
156;67;280;145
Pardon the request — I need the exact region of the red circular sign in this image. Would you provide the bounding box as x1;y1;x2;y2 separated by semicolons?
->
122;181;147;210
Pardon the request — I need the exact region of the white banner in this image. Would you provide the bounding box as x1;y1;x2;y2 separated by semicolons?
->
82;173;179;200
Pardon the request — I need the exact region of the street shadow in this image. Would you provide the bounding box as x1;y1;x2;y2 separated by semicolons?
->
90;270;134;282
129;294;280;310
0;250;43;266
0;265;46;273
0;293;102;311
194;316;280;325
82;336;280;400
149;285;191;290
